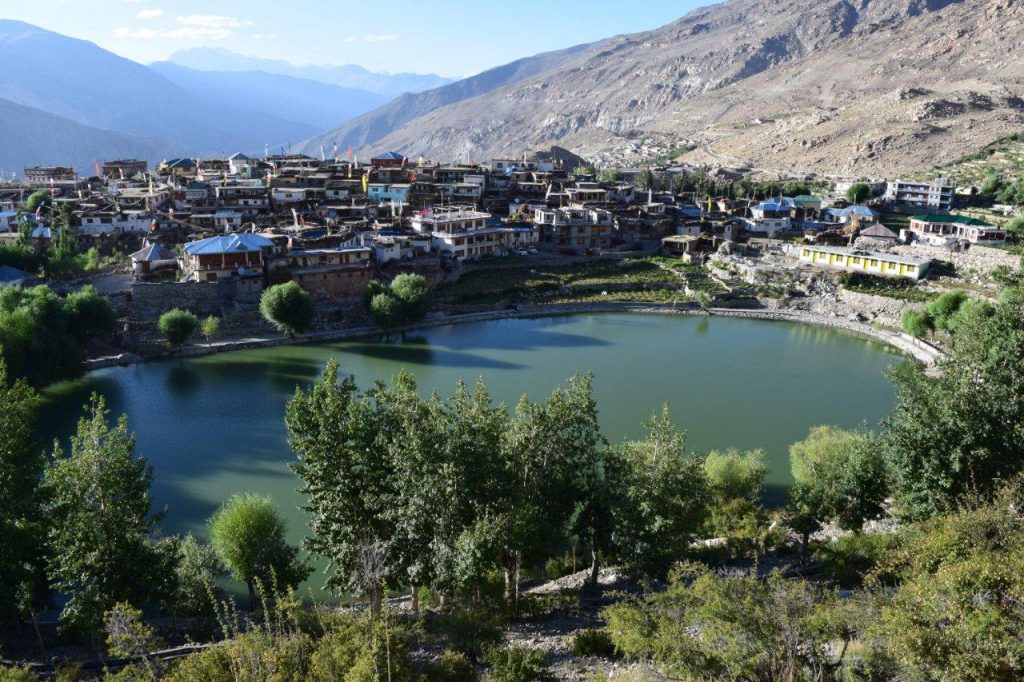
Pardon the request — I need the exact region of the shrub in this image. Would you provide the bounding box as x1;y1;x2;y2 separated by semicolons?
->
483;645;545;682
816;533;900;588
544;553;577;581
158;308;198;350
703;448;767;503
423;650;478;682
901;308;934;339
430;609;502;660
390;273;431;322
569;628;616;657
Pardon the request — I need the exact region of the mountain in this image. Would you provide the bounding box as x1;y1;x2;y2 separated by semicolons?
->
0;97;173;177
0;20;320;167
166;48;451;97
330;0;1024;176
148;62;387;132
297;40;612;159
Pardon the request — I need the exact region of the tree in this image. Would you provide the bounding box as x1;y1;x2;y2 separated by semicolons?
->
43;395;163;634
158;309;198;350
845;182;872;204
980;172;1003;198
369;292;404;328
884;294;1024;520
389;273;430;322
0;359;45;623
0;285;113;387
157;534;225;628
288;361;400;609
606;406;708;578
63;286;118;342
200;315;220;347
22;190;51;216
788;425;887;532
260;281;315;337
365;275;432;328
633;168;654;191
901;308;934;339
208;493;310;609
925;290;968;331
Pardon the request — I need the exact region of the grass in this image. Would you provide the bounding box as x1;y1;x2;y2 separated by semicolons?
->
837;272;938;302
437;259;684;305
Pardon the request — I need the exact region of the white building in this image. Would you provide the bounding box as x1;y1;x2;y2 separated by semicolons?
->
412;206;536;260
79;209;153;235
884;178;954;211
907;214;1007;246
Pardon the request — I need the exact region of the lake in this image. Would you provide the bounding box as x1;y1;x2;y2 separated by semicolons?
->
41;313;906;586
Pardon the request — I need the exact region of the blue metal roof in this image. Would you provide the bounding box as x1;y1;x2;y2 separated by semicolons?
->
373;151;405;161
183;233;274;255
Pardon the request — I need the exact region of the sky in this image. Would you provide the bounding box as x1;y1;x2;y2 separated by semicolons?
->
2;0;709;78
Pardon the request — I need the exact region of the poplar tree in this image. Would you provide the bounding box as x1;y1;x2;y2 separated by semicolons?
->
287;361;399;611
43;395;163;634
0;359;45;622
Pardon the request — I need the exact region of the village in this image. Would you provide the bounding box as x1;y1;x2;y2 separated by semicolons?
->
1;150;1020;361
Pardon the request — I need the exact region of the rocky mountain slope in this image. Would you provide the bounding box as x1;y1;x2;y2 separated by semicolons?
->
298;41;609;158
336;0;1024;176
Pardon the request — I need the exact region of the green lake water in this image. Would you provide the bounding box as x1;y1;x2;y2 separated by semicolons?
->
40;313;907;592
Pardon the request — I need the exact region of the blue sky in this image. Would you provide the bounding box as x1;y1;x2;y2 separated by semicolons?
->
3;0;709;77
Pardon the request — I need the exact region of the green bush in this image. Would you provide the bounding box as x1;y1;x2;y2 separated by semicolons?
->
423;650;478;682
544;552;577;581
0;667;37;682
370;291;404;327
483;645;545;682
816;533;900;588
430;609;503;660
569;628;616;657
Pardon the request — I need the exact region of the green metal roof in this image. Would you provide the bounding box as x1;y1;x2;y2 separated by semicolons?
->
793;195;821;202
911;213;993;226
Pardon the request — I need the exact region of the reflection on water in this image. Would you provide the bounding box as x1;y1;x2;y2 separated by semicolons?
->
40;313;906;596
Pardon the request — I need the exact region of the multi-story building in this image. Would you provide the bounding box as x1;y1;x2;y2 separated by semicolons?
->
884;178;954;211
412;206;536;260
532;206;616;252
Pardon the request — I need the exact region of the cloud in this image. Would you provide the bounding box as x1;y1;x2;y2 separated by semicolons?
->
113;26;159;39
344;33;398;43
137;8;164;19
164;27;232;40
175;14;252;29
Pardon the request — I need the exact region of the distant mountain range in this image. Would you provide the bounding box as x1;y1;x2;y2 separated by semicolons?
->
0;20;442;176
165;48;452;98
0;97;174;177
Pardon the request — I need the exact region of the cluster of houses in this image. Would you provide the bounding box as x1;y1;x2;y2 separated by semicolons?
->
0;154;1011;293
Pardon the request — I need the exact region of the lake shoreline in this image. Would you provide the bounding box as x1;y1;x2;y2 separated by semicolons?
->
87;301;944;372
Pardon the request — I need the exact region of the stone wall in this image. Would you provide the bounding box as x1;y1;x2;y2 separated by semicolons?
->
888;244;1021;273
130;280;258;320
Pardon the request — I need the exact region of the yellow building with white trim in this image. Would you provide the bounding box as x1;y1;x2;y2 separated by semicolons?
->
798;245;930;280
